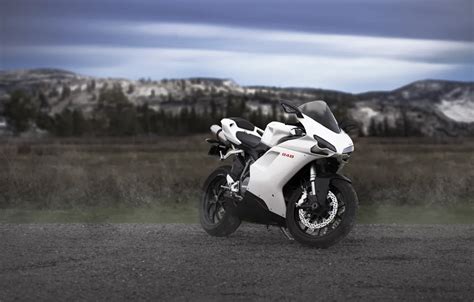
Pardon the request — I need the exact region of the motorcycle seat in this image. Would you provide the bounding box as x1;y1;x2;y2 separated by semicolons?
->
229;117;256;131
236;131;261;148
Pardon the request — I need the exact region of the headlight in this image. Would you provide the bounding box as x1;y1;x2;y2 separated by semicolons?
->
342;145;354;154
311;135;336;153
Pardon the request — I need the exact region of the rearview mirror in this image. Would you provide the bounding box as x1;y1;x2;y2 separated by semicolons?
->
280;102;303;118
290;127;305;136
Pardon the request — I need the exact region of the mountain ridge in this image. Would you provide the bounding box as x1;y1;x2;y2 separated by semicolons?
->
2;68;471;94
0;68;473;137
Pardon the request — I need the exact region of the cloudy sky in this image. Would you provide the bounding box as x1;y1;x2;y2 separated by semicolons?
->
2;0;473;92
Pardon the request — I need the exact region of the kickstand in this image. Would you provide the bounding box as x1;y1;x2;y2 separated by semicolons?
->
279;227;294;241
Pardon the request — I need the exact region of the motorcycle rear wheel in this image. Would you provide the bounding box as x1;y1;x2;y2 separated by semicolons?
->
199;166;241;237
286;179;358;248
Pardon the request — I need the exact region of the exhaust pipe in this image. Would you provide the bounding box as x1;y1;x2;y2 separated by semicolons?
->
210;125;229;145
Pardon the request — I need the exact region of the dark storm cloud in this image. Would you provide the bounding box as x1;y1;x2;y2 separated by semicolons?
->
3;0;473;42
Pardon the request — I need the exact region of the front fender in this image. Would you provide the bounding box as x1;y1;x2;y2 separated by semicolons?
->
315;173;352;203
330;173;352;184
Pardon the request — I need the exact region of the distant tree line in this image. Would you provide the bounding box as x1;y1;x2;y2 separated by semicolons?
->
2;86;429;137
2;86;290;137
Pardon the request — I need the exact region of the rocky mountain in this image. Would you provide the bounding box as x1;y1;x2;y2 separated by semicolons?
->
0;68;473;137
353;80;474;136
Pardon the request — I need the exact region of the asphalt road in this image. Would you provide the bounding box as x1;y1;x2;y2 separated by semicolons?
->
0;224;473;301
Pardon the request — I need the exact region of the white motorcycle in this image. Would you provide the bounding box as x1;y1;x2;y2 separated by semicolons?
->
200;101;358;248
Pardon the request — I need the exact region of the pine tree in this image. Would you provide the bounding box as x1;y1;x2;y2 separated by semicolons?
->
72;109;87;136
210;100;218;121
38;92;49;112
4;90;38;133
96;85;135;135
54;109;74;137
127;83;135;94
87;80;96;92
189;107;198;133
368;118;378;136
138;103;153;134
36;113;54;132
61;85;71;100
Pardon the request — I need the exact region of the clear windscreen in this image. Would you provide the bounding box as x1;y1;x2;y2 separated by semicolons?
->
298;101;340;133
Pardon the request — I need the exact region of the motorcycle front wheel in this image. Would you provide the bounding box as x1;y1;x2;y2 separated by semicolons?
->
286;179;358;248
199;165;241;237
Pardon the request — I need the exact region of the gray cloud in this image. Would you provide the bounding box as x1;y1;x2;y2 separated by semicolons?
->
4;19;473;66
1;0;473;91
3;0;473;42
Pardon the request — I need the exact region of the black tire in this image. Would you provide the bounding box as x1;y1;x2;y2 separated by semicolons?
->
199;165;241;237
286;179;358;248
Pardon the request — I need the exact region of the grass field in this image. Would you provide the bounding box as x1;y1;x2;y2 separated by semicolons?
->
0;136;473;223
1;205;473;224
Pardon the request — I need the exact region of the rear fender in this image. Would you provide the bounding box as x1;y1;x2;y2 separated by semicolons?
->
205;138;229;157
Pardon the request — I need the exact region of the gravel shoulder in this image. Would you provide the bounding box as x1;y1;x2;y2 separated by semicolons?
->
1;224;473;301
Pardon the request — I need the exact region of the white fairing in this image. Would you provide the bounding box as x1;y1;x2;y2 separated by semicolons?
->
298;113;353;153
260;122;296;147
220;118;262;145
246;136;318;217
247;112;353;218
218;101;354;219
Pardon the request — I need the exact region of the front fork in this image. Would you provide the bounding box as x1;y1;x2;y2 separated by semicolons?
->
301;163;330;211
309;163;317;196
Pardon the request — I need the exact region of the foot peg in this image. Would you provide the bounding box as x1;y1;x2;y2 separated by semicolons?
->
226;175;240;193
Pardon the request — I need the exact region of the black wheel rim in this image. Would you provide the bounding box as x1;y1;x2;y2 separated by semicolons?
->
203;176;227;224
